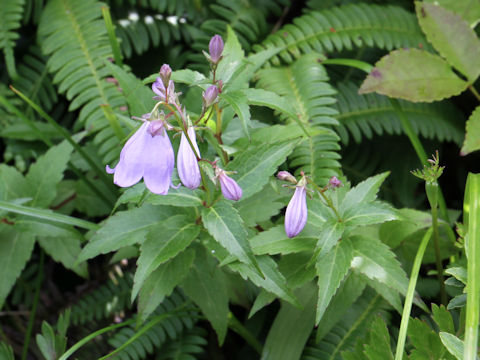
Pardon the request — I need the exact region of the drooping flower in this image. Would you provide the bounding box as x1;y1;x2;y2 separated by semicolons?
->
209;35;224;64
285;181;308;238
106;119;174;195
177;127;201;189
216;168;242;201
202;85;219;108
152;77;175;103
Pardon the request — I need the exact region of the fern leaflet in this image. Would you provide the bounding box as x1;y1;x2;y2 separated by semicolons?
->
0;0;25;79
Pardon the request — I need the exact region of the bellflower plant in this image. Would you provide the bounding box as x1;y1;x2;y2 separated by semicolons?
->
284;176;308;238
177;126;201;189
215;168;242;201
106;117;174;195
208;34;224;64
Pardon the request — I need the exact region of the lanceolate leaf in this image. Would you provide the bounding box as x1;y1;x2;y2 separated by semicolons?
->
227;141;296;201
250;225;316;255
0;164;28;201
416;2;480;82
222;91;251;138
244;88;298;120
461;106;480;155
201;200;260;274
343;202;396;228
316;237;354;324
138;249;195;322
341;172;390;210
359;48;468;102
132;215;200;301
0;226;35;308
38;237;88;278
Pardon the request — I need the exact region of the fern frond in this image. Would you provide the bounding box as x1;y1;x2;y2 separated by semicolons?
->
0;0;25;79
38;0;127;162
23;0;46;25
107;291;196;360
13;46;57;112
256;53;341;184
255;3;428;65
334;82;465;146
69;271;133;326
156;327;207;360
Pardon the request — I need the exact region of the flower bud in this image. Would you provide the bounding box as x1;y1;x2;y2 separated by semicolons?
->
209;35;224;64
328;176;341;189
277;171;297;184
216;168;242;201
159;64;172;88
147;120;165;137
203;85;219;108
285;185;308;238
177;127;201;189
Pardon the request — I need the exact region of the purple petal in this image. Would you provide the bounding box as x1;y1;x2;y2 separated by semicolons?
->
285;186;307;238
152;77;165;97
219;172;242;201
143;130;175;195
177;127;201;189
106;165;115;174
112;122;150;187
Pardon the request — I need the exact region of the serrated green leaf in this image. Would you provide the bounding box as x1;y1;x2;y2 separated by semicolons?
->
0;164;28;201
172;69;207;85
380;208;431;249
408;318;453;360
138;249;195;322
278;253;316;290
244;88;297;120
74;179;111;217
201;200;260;274
222;91;251;138
316;237;354;324
461;106;480;155
249;290;276;318
341;172;390;210
132;215;200;301
363;317;394;360
424;0;480;27
216;26;244;86
343;202;396;228
314;218;346;258
416;2;480;82
359;48;468;102
432;304;455;334
26;141;73;208
439;332;463;360
227;141;296;201
78;204;176;262
361;274;403;313
229;255;300;307
0;226;35;308
181;249;229;344
262;283;317;360
38;237;88;278
350;235;409;297
250;225;316;255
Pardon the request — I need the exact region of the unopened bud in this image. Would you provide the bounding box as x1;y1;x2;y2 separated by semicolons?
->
159;64;172;88
203;85;219;108
277;171;297;184
209;35;224;64
216;168;242;201
328;176;341;189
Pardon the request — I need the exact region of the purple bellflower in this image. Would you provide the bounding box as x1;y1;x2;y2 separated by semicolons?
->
285;177;308;238
216;168;242;201
152;77;175;103
209;35;224;64
106;119;174;195
177;127;201;189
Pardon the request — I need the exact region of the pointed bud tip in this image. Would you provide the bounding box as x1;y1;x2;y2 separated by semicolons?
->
203;85;219;108
209;35;224;64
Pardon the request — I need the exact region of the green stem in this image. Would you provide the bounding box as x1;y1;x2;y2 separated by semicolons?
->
58;319;136;360
468;84;480;102
394;227;433;360
10;86;117;197
0;95;115;207
228;312;262;355
101;6;123;67
309;182;341;220
431;204;447;305
21;250;44;360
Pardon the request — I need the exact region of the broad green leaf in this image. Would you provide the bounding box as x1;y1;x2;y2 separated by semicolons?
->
350;235;409;297
74;179;111;217
445;267;467;285
341;172;390;210
278;253;316;289
26;141;73;207
78;204;176;262
221;91;251;138
343;202;396;228
229;255;300;307
408;318;454;360
461;106;480;155
1;122;59;141
315;218;345;258
244;88;297;120
216;26;244;87
416;2;480;82
361;274;403;313
0;164;28;201
380;208;431;249
261;283;317;360
249;290;276;318
38;237;88;278
138;249;195;322
105;61;155;116
181;249;229;344
359;48;468;102
250;225;315;255
202;200;260;275
425;0;480;27
0;226;35;308
432;304;455;334
132;215;200;301
363;317;394;360
439;332;463;360
316;237;354;324
143;69;207;86
227;141;296;200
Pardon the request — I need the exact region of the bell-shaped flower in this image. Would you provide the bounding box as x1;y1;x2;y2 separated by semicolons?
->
177;127;201;189
106;119;174;195
216;168;242;201
285;182;308;238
